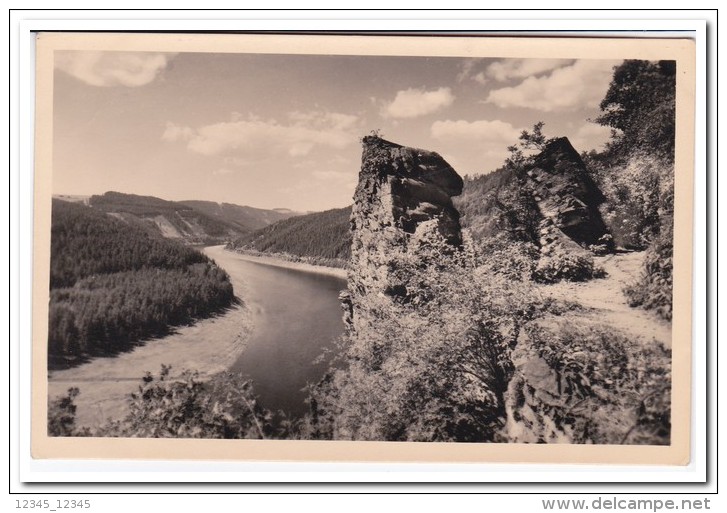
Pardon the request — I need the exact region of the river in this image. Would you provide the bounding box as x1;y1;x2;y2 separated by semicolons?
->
48;245;347;428
203;246;347;417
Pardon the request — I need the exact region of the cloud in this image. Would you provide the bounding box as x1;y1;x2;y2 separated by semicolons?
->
161;122;194;142
486;59;574;82
569;122;613;152
382;87;454;119
472;72;489;85
485;60;621;112
431;119;522;144
457;59;482;83
55;51;175;87
163;110;360;158
212;168;234;176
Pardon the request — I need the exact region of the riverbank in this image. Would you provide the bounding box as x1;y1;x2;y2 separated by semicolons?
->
224;248;348;279
48;300;254;429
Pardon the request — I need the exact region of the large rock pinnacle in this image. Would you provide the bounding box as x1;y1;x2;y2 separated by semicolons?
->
344;136;464;331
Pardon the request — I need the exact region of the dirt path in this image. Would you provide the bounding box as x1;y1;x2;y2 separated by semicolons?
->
534;251;672;348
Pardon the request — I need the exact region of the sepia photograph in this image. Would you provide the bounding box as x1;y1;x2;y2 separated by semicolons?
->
31;33;696;462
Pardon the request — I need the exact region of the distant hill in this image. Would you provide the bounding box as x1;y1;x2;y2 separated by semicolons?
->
88;192;245;244
229;206;352;267
80;192;302;245
179;200;301;232
53;194;90;205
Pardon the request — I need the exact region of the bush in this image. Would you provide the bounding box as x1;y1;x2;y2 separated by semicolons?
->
49;366;305;439
624;223;674;321
96;366;267;439
519;323;671;445
532;250;606;284
311;234;541;442
48;387;91;437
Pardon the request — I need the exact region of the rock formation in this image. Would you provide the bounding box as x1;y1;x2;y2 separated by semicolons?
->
522;137;613;252
346;135;464;332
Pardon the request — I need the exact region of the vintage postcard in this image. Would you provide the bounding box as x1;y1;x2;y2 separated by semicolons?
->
32;32;696;463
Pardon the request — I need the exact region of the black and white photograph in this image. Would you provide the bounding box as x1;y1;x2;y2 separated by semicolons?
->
32;33;695;461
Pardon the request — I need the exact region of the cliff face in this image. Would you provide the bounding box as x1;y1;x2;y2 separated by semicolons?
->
345;136;463;331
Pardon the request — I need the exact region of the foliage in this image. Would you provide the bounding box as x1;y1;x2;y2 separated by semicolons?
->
47;387;91;437
456;168;541;245
473;234;539;282
95;366;268;439
595;60;676;163
506;121;552;168
48;200;236;367
49;366;308;439
48;266;234;363
533;249;606;284
524;323;671;445
624;218;674;321
51;199;208;288
590;60;676;319
230;206;352;263
311;234;541;442
587;154;664;250
179;200;298;232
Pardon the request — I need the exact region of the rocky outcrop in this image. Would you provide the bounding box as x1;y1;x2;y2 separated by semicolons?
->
523;137;613;252
346;136;464;331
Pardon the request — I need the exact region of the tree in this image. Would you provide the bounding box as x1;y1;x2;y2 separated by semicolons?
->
595;60;676;162
506;121;551;168
593;59;676;319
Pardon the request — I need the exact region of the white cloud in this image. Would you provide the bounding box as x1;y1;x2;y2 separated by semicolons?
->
163;110;360;158
212;168;234;176
473;72;488;85
55;51;175;87
382;87;454;119
161;122;194;142
430;119;521;144
485;60;621;112
569;122;614;152
486;59;574;82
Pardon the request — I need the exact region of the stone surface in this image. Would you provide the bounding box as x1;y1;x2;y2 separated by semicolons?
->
346;136;464;332
523;137;612;251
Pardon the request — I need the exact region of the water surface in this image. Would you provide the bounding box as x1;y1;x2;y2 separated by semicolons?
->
204;247;347;417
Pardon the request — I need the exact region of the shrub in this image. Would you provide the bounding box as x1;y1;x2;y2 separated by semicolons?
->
48;387;91;437
532;250;606;284
311;234;541;442
49;366;304;439
624;223;674;321
522;323;671;444
97;365;267;439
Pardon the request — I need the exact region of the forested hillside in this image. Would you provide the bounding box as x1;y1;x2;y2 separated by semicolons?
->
228;206;352;267
90;191;246;244
179;200;300;231
48;200;235;368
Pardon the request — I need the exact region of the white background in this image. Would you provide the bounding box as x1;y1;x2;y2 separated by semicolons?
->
4;5;717;509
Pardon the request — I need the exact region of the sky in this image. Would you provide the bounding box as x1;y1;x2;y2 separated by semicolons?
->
52;51;621;211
